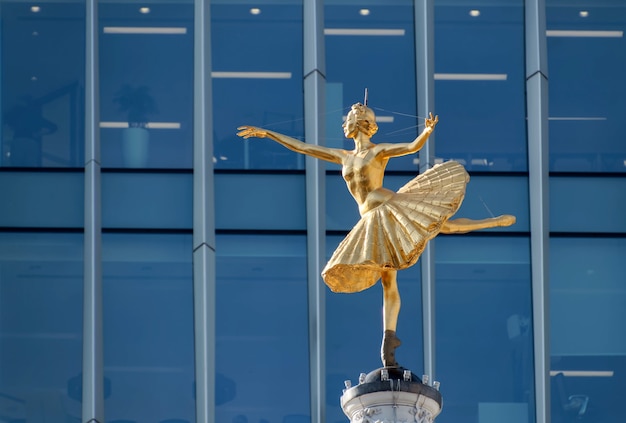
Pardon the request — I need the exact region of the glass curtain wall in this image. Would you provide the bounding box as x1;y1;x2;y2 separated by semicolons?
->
0;1;85;168
0;2;86;421
434;2;534;423
99;1;194;169
546;2;626;423
211;2;310;422
211;2;304;170
0;233;83;422
1;1;625;423
96;2;197;422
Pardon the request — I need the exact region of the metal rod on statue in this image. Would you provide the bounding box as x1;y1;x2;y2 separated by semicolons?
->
364;88;368;106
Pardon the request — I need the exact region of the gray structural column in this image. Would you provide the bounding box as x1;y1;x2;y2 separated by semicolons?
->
303;0;326;421
525;2;550;423
414;0;436;383
83;0;104;422
193;1;216;422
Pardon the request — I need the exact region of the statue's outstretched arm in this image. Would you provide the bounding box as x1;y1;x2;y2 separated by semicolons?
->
376;113;438;158
237;126;345;164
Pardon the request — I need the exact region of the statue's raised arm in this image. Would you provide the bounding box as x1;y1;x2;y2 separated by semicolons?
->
373;112;439;158
237;125;345;164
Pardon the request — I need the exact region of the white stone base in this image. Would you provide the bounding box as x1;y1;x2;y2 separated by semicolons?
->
340;368;442;423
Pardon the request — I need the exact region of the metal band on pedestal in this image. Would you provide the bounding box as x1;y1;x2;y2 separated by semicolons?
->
341;368;442;423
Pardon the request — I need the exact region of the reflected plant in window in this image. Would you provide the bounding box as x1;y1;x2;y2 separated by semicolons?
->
113;84;158;128
113;84;159;167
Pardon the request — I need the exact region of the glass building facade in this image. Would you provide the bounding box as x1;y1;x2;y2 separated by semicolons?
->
0;1;624;423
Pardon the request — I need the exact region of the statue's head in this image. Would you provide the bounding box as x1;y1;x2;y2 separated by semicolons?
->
343;102;378;138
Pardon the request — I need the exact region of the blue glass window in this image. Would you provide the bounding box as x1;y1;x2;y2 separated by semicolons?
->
436;236;534;423
325;1;418;171
216;234;310;422
215;173;306;231
434;2;526;172
103;233;195;422
1;1;85;168
550;237;626;423
212;2;304;170
547;1;626;173
550;176;626;234
102;172;193;229
0;232;83;420
99;2;194;169
0;171;83;228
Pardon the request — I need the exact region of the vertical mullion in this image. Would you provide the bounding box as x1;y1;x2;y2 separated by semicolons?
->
193;0;216;422
83;0;104;422
304;0;326;421
414;0;436;383
525;1;551;423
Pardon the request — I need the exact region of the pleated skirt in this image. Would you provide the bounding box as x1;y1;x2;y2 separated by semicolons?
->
322;160;469;293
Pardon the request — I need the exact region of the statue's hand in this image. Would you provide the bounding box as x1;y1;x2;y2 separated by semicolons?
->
237;126;268;139
425;113;439;130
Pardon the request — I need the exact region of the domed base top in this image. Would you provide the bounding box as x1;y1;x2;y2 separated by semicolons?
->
341;367;442;423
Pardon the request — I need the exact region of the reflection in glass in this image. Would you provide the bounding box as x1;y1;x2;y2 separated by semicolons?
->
550;237;626;423
216;235;310;422
103;234;195;422
0;233;83;421
436;236;534;423
99;2;194;168
325;1;418;171
546;1;626;172
212;2;304;170
434;2;526;172
1;1;85;167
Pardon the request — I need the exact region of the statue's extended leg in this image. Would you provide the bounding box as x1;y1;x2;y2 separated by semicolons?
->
381;270;401;367
441;215;516;234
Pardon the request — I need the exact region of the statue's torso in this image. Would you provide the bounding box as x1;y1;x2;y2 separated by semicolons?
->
342;149;394;215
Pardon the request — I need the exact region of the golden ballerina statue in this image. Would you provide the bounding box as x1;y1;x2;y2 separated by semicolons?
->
237;102;515;367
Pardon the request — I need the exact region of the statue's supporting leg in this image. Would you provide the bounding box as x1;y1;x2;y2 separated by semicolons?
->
381;270;402;367
441;214;516;234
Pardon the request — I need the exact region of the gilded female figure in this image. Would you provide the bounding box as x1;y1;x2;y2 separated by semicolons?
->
238;103;515;367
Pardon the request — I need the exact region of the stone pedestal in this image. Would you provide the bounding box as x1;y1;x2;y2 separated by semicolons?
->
341;367;442;423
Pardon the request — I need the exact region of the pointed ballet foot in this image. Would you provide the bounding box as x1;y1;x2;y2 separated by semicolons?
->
495;214;516;227
381;330;402;367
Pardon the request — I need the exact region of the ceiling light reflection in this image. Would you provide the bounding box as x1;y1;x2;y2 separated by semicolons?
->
547;30;623;37
31;6;41;13
325;28;405;36
100;122;181;129
550;370;613;377
548;117;606;121
579;11;589;18
139;7;150;14
211;71;292;79
359;9;371;16
435;73;507;81
469;10;480;17
103;27;187;34
250;8;261;15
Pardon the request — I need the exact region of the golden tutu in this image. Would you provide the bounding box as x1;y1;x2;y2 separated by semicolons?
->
322;160;469;293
